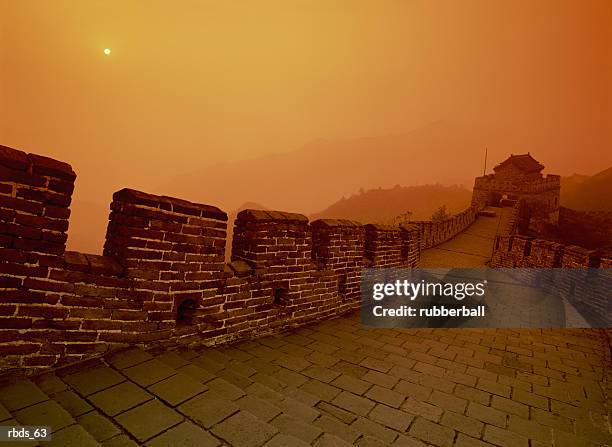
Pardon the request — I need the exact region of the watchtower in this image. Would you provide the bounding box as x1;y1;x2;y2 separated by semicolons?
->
471;153;560;227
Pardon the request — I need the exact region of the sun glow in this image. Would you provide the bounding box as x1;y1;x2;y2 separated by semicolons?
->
103;48;111;55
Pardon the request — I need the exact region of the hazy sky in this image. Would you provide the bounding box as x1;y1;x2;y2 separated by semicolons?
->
1;0;611;207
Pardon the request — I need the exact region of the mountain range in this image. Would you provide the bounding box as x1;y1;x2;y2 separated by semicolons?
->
560;167;612;211
64;120;611;253
161;120;494;214
310;184;472;224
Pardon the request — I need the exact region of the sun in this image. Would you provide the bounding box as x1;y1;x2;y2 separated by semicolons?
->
103;48;111;55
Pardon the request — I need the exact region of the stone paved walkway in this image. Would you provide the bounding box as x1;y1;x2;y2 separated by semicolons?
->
1;207;610;446
420;207;514;268
1;316;610;446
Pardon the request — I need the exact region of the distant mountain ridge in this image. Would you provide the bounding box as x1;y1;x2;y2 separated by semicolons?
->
561;167;612;211
310;184;472;224
162;119;610;216
65;118;610;253
162;120;502;214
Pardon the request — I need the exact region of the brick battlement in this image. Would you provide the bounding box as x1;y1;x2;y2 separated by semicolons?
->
474;173;560;187
3;145;467;373
491;234;611;326
409;207;479;250
472;175;561;201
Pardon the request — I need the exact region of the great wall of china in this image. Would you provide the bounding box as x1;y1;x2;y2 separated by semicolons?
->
0;146;609;374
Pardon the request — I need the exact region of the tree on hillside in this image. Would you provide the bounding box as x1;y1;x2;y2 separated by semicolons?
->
393;211;413;226
431;205;450;221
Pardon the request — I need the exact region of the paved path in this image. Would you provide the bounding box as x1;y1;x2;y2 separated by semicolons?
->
420;207;513;268
0;207;610;446
1;317;610;446
419;206;591;328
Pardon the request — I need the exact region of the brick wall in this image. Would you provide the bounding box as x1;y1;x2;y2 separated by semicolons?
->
555;207;612;249
0;145;426;373
410;206;479;250
490;234;610;327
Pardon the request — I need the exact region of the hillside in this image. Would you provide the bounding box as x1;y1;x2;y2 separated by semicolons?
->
561;167;612;211
161;120;518;214
310;184;472;225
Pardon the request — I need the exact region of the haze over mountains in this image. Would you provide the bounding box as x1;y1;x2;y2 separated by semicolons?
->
162;120;605;214
561;167;612;211
310;185;472;224
65;120;611;253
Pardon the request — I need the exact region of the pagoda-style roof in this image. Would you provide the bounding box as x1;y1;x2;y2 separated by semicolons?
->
494;153;544;173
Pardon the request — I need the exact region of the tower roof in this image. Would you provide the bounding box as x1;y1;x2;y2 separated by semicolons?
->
494;153;544;173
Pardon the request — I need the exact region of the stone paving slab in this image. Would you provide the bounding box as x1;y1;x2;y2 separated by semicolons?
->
89;381;153;417
77;411;122;442
145;421;219;447
13;400;74;431
147;373;207;406
48;424;100;447
63;366;125;396
0;379;48;412
115;399;183;442
211;411;278;447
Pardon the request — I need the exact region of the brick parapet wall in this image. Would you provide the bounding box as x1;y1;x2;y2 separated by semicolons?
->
399;225;420;268
490;234;610;327
311;219;365;302
1;145;431;373
364;224;402;267
556;207;612;249
410;206;479;250
472;173;560;196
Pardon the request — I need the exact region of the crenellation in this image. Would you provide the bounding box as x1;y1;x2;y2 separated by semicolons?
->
364;224;403;267
311;219;365;302
399;224;420;268
2;145;443;371
8;145;595;373
410;206;479;250
491;235;609;326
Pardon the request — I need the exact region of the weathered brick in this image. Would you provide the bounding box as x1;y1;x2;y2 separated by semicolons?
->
483;425;528;447
476;378;511;398
466;402;507;428
409;418;455;447
427;390;467;413
440;411;484;438
331;391;375;416
369;403;413;432
490;396;528;418
0;343;40;355
512;389;549;410
454;433;495;447
507;415;552;443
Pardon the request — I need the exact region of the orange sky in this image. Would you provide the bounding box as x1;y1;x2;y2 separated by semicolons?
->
1;0;611;251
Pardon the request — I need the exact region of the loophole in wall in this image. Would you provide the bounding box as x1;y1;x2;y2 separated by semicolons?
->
176;298;198;325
